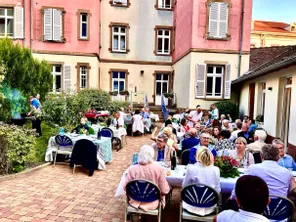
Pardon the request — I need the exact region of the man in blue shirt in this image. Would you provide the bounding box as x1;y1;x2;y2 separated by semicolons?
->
273;139;296;170
182;128;200;151
189;132;217;164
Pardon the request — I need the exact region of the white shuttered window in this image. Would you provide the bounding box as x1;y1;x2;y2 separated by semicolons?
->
208;2;229;38
43;8;63;41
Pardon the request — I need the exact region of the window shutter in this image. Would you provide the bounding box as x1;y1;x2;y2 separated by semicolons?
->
44;8;53;40
219;3;229;38
195;64;206;98
64;65;71;93
158;0;162;7
224;64;231;99
208;2;219;37
14;7;24;39
53;9;62;41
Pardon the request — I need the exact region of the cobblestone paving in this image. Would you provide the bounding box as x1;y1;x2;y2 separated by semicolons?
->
0;135;180;222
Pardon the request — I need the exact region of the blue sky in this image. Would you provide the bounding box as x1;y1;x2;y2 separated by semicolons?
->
252;0;295;23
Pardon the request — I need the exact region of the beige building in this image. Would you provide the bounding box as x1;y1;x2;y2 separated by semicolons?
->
100;0;173;105
232;45;296;157
251;20;296;48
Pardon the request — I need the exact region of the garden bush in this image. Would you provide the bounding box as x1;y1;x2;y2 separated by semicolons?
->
42;89;129;127
0;123;37;174
215;101;239;120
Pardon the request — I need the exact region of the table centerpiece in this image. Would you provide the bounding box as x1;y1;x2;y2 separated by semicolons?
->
214;155;240;178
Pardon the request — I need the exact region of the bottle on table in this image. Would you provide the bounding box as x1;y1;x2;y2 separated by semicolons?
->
171;150;177;170
97;128;101;140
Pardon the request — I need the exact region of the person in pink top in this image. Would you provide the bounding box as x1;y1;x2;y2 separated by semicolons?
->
124;145;171;211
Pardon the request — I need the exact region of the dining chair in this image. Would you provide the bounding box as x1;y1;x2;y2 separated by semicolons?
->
100;127;113;138
263;195;295;221
54;135;73;167
125;179;162;222
181;149;190;165
180;183;220;222
70;139;97;176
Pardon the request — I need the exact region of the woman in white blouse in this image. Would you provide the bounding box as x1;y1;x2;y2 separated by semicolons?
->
182;146;221;216
229;137;255;167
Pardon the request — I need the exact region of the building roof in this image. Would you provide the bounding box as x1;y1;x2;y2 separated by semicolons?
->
252;20;290;33
232;45;296;84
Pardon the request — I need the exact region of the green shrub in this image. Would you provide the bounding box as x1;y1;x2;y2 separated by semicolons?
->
0;123;36;174
215;101;239;120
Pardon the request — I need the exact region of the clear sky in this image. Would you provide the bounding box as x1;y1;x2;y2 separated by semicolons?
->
252;0;295;23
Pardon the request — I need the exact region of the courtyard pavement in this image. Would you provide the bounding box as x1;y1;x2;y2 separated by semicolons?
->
0;135;181;222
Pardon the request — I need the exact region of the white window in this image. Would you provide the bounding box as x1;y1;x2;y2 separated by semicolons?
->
158;0;172;9
112;26;126;52
260;82;266;116
157;29;171;55
52;65;62;92
113;0;127;5
206;65;224;98
80;66;87;89
44;8;63;41
80;13;88;39
208;2;229;38
0;8;13;37
112;72;126;92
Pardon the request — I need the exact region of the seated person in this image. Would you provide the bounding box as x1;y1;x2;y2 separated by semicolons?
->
248;119;258;134
180;118;190;133
231;144;293;199
181;128;200;152
141;107;152;132
237;124;253;144
201;112;212;127
215;130;235;152
274;138;296;170
124;145;171;211
151;134;174;164
215;175;269;222
222;119;233;132
189;132;217;164
228;137;255;167
112;111;124;128
247;129;267;161
71;117;90;134
183;146;220;216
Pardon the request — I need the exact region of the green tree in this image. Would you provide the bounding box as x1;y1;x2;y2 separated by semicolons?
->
0;38;52;100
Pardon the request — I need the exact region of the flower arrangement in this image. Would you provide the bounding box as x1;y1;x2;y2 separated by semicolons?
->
163;92;174;98
214;156;240;178
79;128;89;135
119;90;130;96
109;91;118;96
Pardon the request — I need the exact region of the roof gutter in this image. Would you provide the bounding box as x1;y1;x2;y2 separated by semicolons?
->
237;0;245;77
232;55;296;84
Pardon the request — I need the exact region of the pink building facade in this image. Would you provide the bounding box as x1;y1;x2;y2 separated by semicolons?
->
173;0;253;108
0;0;253;108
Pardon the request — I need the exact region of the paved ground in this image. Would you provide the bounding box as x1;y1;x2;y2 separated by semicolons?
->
0;135;181;222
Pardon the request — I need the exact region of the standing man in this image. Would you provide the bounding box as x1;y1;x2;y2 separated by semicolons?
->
28;96;42;137
210;104;219;120
188;105;203;127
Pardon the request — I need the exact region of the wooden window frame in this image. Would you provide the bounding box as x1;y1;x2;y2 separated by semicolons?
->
109;0;131;8
0;7;14;38
152;71;173;103
109;22;130;54
155;0;174;11
76;63;91;92
108;69;129;91
205;0;231;41
41;6;66;42
154;26;173;56
77;9;91;41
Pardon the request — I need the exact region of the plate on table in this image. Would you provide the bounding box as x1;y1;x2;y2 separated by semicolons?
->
70;133;79;137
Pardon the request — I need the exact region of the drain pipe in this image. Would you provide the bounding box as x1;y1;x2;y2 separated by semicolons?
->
238;0;245;77
30;0;32;51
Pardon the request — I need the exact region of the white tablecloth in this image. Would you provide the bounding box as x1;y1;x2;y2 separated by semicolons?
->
150;114;160;122
115;163;240;197
46;134;112;170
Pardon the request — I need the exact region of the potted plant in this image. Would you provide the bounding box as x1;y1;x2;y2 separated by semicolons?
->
109;91;118;96
163;92;174;107
256;114;264;123
119;90;130;96
214;156;240;178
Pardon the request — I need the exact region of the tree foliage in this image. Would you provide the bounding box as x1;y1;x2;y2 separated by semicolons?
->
215;101;239;120
0;38;52;100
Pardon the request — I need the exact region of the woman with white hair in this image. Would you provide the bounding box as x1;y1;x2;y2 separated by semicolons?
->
247;129;267;163
124;145;171;211
183;146;221;216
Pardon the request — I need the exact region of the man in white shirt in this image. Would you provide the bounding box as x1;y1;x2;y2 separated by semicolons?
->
214;175;270;222
188;105;203;127
247;129;267;153
229;122;242;142
210;104;219;119
113;111;124;128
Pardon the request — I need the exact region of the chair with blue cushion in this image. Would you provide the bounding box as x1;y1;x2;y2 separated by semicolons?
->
100;127;113;138
54;135;73;167
263;195;294;221
125;179;162;222
180;183;220;222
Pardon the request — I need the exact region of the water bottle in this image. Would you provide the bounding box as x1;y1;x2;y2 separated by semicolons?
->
132;152;138;165
97;128;101;140
58;127;65;136
171;151;177;170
